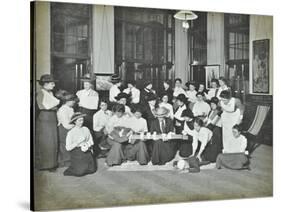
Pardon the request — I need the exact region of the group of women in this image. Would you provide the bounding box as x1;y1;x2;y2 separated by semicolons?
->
35;73;249;177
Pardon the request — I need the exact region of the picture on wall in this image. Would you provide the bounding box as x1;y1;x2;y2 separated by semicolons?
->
95;74;113;91
205;65;220;89
252;39;270;94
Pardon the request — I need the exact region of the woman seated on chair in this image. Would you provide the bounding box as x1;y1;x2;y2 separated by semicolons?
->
124;105;150;165
150;107;177;165
216;124;249;170
104;104;130;166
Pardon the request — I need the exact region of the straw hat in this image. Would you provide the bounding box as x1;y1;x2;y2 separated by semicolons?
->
155;107;169;118
69;112;86;124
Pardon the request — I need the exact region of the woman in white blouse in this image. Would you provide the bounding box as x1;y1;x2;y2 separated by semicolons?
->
182;118;213;162
216;124;249;170
56;93;78;167
219;90;244;155
76;74;99;132
36;74;60;171
173;78;186;98
185;82;198;104
125;106;150;165
64;112;97;177
217;77;231;99
123;80;140;105
159;93;174;120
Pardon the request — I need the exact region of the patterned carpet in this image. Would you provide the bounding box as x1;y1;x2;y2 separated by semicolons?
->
33;145;273;211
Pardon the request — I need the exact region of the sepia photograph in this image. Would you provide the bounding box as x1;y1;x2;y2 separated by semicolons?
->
31;1;273;211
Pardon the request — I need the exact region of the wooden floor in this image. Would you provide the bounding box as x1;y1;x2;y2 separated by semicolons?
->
34;145;273;211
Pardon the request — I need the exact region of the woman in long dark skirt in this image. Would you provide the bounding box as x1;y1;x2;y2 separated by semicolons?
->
202;97;223;162
64;112;97;177
35;75;60;171
178;109;194;158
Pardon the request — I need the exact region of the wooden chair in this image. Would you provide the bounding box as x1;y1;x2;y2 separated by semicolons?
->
244;105;271;155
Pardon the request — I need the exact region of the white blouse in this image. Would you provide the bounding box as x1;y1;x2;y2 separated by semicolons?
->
159;102;174;119
124;87;140;104
127;117;148;133
76;88;99;110
93;109;112;132
183;124;213;154
106;115;130;133
109;84;121;102
66;126;94;151
186;90;198;103
223;134;247;154
57;104;75;130
37;89;60;110
192;101;211;117
173;87;186;97
206;88;218;100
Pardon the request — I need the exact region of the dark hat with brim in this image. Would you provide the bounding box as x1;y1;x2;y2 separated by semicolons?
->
69;112;87;124
181;108;194;118
144;81;153;88
37;74;58;85
115;92;129;101
111;74;121;83
176;93;186;102
80;73;95;84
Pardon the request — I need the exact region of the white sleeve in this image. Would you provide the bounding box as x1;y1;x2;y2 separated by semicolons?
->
65;131;76;151
240;136;247;152
85;128;94;146
59;111;74;130
93;112;101;131
134;89;140;103
192;136;199;155
183;122;195;136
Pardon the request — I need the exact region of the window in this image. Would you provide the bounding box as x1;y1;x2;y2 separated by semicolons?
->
51;2;91;57
189;12;207;85
224;14;250;97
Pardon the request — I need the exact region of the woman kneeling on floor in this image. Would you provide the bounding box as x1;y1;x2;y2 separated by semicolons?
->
216;124;249;170
182;118;217;163
64;112;97;177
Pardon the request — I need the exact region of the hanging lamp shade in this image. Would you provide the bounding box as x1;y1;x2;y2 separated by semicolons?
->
174;10;198;21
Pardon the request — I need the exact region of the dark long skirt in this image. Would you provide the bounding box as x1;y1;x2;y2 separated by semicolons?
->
201;126;223;162
35;110;58;170
64;148;97;177
216;153;249;170
124;140;150;165
151;140;177;165
78;107;96;132
105;138;126;166
178;135;193;158
58;125;71;167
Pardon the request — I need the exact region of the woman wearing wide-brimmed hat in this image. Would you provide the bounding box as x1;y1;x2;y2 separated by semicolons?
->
115;92;133;117
109;74;122;102
64;112;97;177
150;107;177;165
76;73;99;132
56;92;79;167
36;74;60;171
